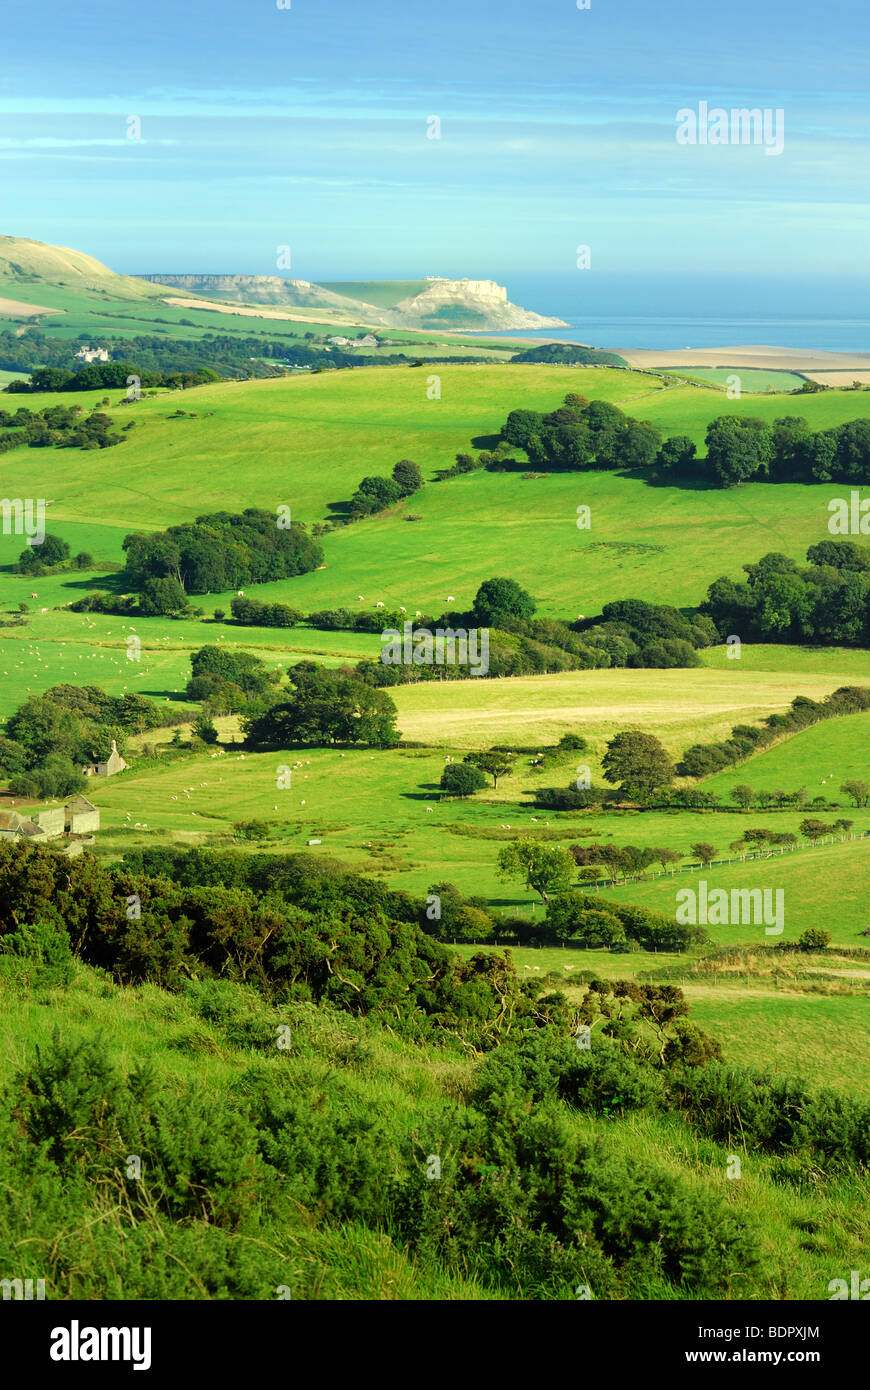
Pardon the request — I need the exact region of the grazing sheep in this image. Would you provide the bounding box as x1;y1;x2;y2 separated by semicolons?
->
447;595;455;602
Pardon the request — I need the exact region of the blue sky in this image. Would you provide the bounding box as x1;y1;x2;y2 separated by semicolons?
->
3;0;870;288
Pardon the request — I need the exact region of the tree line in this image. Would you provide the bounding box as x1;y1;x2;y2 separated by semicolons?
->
496;392;870;488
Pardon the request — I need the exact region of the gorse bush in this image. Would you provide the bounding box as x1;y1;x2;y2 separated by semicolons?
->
0;843;568;1049
673;1064;870;1170
0;918;75;988
400;1085;760;1298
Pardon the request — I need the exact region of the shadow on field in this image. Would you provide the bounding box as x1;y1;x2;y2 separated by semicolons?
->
60;571;131;593
637;467;729;491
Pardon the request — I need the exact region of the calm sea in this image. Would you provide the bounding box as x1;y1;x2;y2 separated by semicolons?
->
469;275;870;354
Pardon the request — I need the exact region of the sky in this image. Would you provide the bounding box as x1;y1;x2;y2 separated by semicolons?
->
3;0;870;295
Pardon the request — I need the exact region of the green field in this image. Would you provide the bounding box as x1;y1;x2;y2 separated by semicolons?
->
702;709;870;796
2;364;868;625
665;367;806;392
317;280;428;307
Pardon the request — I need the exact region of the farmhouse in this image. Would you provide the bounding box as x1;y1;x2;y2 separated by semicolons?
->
81;738;127;778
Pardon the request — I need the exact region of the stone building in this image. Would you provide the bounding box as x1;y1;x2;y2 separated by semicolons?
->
65;795;100;834
81;738;128;778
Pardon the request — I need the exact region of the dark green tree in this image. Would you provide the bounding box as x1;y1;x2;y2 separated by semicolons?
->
472;577;536;625
601;731;674;800
440;762;487;797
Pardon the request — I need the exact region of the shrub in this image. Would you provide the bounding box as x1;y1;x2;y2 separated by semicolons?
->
440;762;487;797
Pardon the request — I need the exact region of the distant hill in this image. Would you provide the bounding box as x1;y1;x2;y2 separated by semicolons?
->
136;272;567;331
0;237;567;332
133;273;375;317
0;235;167;303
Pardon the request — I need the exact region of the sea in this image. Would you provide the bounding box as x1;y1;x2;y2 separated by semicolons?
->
465;275;870;354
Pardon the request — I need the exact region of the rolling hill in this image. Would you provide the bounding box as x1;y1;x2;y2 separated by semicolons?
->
0;235;169;304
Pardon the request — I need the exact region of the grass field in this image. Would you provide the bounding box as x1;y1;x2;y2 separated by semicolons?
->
665;367;806;392
1;957;866;1300
2;364;869;623
702;709;870;796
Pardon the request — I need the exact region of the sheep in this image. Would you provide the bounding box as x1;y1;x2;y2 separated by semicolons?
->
357;595;364;601
447;595;455;602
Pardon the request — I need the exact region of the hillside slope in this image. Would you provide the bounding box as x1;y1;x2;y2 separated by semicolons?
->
0;235;168;303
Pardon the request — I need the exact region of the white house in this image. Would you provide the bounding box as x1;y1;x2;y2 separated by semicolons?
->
75;345;110;363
